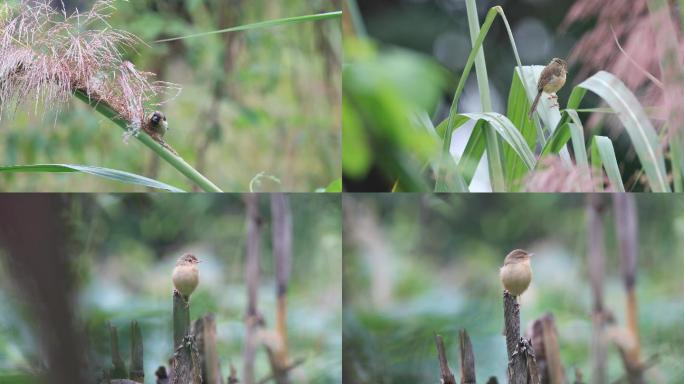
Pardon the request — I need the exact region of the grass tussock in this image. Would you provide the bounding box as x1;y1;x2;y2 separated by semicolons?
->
0;0;179;136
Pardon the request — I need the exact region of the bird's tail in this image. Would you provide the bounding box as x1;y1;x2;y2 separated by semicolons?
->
528;91;542;119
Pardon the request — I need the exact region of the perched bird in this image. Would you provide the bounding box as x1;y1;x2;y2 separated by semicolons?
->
529;58;567;118
172;253;200;301
499;249;533;298
146;110;168;138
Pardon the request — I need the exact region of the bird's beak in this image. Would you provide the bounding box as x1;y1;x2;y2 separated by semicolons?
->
528;253;534;258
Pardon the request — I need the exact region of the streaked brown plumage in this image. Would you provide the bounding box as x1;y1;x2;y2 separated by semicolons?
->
529;58;567;118
499;249;532;297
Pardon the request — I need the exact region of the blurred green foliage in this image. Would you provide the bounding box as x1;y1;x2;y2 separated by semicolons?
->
0;0;341;192
343;194;684;383
343;38;447;191
0;194;342;383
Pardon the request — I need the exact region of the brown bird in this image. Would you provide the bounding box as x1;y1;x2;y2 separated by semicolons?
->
499;249;533;298
172;253;200;301
528;58;567;118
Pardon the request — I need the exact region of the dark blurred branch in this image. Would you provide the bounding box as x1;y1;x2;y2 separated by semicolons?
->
0;195;87;384
527;313;564;384
586;194;608;384
459;329;476;384
433;333;456;384
193;314;224;384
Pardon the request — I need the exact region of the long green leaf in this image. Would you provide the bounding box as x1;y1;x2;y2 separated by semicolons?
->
416;112;468;192
459;113;536;170
576;71;670;192
154;11;342;43
591;136;625;192
457;120;487;185
436;6;498;191
505;68;537;189
0;164;184;192
565;109;589;168
465;0;505;191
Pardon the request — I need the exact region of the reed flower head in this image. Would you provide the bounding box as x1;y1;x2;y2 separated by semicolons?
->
0;0;179;135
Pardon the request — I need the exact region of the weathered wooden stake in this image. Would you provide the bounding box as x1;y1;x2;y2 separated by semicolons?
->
129;320;144;383
459;329;476;384
434;333;456;384
503;291;540;384
109;323;127;379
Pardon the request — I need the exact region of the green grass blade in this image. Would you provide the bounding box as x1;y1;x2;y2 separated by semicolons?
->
0;164;185;192
457;120;487;184
436;6;498;191
154;11;342;43
317;178;342;192
591;136;625;192
577;71;670;192
505;68;537;189
460;113;536;170
73;90;222;192
565;109;589;168
465;0;504;191
540;122;571;157
416;112;468;192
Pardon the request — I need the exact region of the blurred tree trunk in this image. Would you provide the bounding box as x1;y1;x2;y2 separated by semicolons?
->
0;195;87;384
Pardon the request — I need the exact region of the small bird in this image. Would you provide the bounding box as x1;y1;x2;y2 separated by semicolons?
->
146;110;168;138
529;58;567;118
172;253;200;301
499;249;533;299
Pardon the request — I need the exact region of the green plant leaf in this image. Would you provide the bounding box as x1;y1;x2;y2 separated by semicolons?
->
319;178;342;192
153;11;342;43
576;71;670;192
459;113;536;170
505;68;537;190
465;0;504;191
590;136;625;192
0;164;185;192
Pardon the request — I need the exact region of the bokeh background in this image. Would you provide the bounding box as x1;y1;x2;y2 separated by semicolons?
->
0;0;341;192
343;194;684;383
0;194;342;383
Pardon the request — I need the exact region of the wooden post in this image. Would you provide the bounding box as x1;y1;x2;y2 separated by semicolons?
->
170;291;201;384
173;290;191;350
459;329;476;384
109;324;127;379
129;320;144;383
503;291;540;384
